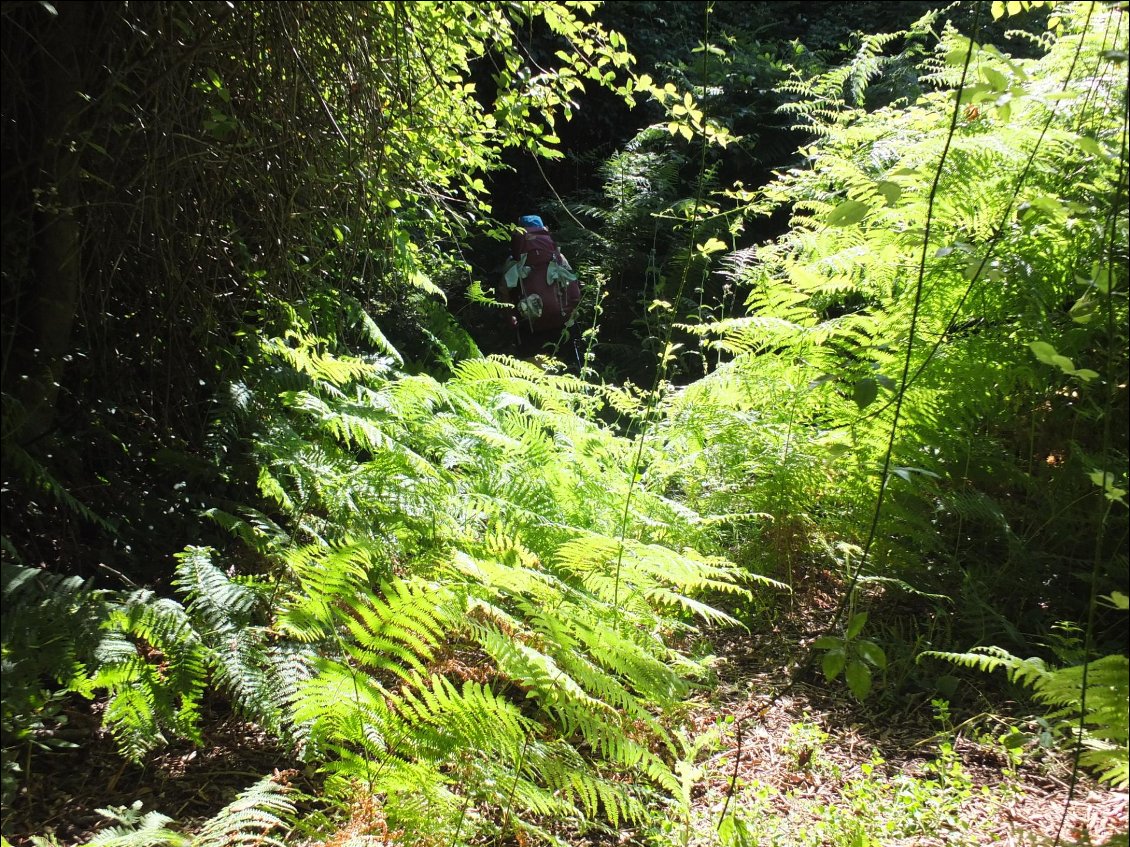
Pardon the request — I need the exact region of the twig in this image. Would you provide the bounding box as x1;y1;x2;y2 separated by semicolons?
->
716;701;768;831
716;714;744;827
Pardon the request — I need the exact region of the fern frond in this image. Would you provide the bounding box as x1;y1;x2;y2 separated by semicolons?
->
173;547;261;635
923;647;1129;787
277;541;376;642
390;674;531;763
4;443;117;535
472;622;613;728
340;294;405;366
203;508;292;554
920;645;1050;686
192;775;295;847
290;656;394;764
339;579;451;683
85;807;189;847
261;333;377;387
75;592;208;759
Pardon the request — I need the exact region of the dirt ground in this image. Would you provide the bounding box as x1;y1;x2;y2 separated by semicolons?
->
3;612;1126;846
680;623;1128;847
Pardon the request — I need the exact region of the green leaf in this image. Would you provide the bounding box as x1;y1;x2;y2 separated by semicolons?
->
1000;729;1029;749
936;674;960;699
853;378;878;410
1070;295;1099;324
892;466;941;483
846;611;868;640
812;636;843;650
1028;341;1059;365
1051;354;1076;372
1100;591;1129;610
857;640;887;669
845;660;873;700
945;37;976;68
957;82;994;105
697;237;728;255
1091;266;1112;294
876;181;902;206
1076;136;1107;158
822;648;846;681
982;66;1008;91
1089;471;1128;505
827;199;871;227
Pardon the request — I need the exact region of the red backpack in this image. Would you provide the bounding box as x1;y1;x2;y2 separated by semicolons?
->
510;228;580;333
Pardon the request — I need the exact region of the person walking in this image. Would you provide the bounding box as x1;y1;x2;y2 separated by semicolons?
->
498;215;581;364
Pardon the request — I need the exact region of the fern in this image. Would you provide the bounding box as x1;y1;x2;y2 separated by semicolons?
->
682;1;1128;613
85;807;188;847
182;308;766;840
173;547;261;635
923;646;1129;787
335;579;451;683
777;28;913;133
29;589;204;763
1;562;106;691
68;4;1123;841
82;776;294;847
192;776;295;847
3;444;117;536
1;562;212;781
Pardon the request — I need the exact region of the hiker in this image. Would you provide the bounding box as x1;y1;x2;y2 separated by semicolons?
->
498;215;581;362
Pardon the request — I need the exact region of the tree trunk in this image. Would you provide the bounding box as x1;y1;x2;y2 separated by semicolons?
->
9;1;86;446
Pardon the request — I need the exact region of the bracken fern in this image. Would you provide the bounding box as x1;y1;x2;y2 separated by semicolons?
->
180;303;771;841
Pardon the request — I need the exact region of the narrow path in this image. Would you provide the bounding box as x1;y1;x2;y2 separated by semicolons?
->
4;611;1125;846
662;618;1129;847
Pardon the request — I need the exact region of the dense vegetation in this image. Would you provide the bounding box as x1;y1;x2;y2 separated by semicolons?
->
1;1;1126;845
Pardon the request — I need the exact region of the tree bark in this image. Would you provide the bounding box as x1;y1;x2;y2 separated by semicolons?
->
9;1;86;446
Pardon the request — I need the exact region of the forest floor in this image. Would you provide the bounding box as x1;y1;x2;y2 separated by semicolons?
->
3;584;1127;847
666;618;1129;847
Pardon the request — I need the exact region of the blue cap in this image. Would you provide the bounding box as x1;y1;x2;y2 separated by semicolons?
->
518;215;544;229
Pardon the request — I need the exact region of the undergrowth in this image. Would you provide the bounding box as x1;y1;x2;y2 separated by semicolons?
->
1;1;1127;845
